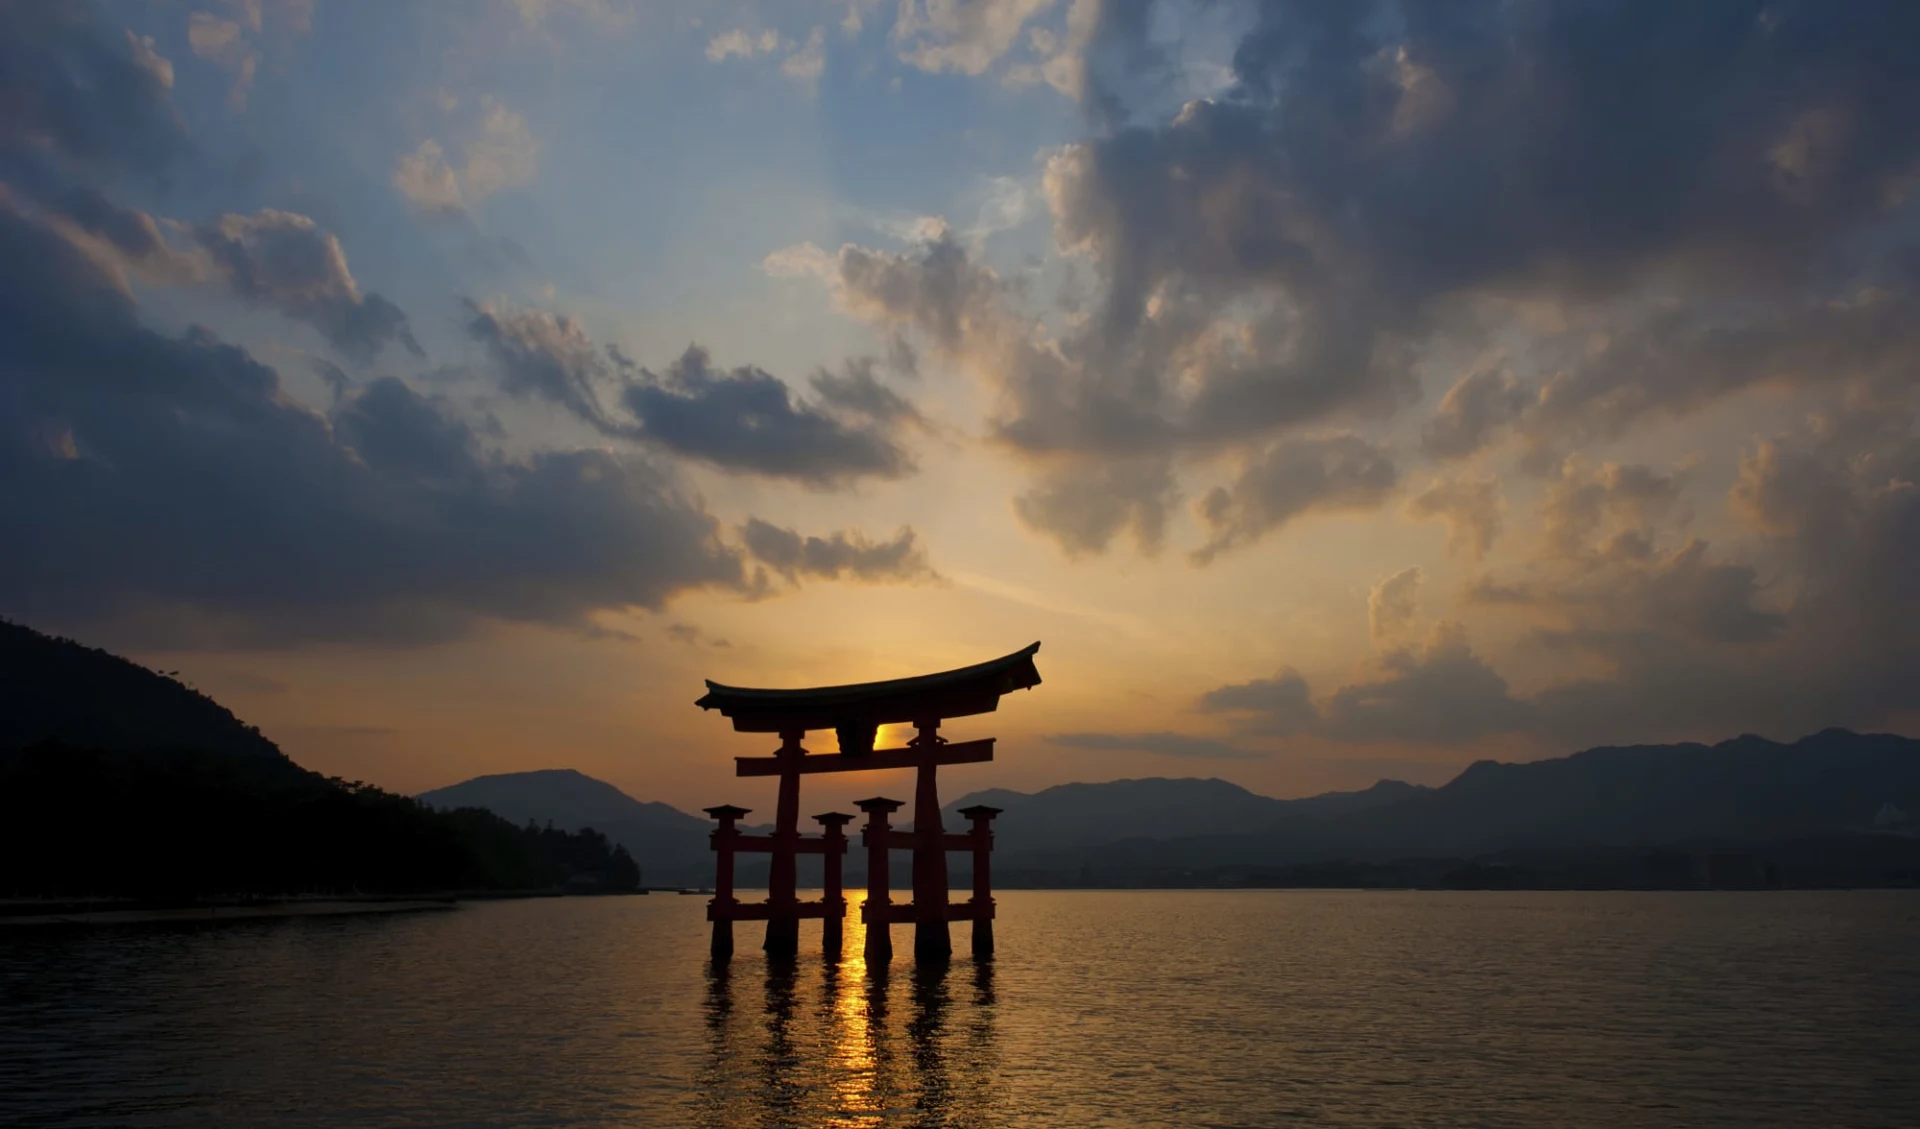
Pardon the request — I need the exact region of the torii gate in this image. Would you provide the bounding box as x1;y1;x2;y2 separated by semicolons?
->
695;642;1041;962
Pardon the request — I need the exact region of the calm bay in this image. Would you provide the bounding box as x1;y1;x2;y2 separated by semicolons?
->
4;890;1917;1128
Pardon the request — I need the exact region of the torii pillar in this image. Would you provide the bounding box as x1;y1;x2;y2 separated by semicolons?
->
958;804;1001;957
816;811;853;958
911;721;952;960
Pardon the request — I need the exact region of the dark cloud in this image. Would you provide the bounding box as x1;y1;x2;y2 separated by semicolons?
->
1199;427;1920;750
312;357;353;402
1195;625;1535;745
0;197;748;645
1366;566;1423;647
197;210;422;364
1;11;415;370
666;622;730;648
1196;667;1317;736
1047;731;1262;760
623;347;916;487
1038;0;1920;465
464;301;612;427
1421;366;1528;461
837;226;1003;356
808;357;925;426
1319;623;1535;744
1513;286;1920;459
740;519;940;585
466;303;921;488
0;2;186;175
1192;435;1396;562
1537;459;1685;559
1462;458;1785;669
1405;476;1503;561
1013;458;1177;557
797;0;1920;557
26;175;170;260
330;377;478;482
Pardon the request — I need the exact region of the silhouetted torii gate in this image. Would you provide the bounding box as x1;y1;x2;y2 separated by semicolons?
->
695;642;1041;962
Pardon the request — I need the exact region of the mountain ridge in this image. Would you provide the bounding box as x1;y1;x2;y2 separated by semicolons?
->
0;619;283;761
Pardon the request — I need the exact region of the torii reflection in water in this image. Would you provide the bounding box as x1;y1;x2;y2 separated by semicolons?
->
696;924;1002;1127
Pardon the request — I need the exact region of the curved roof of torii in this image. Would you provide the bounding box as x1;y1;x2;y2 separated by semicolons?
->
695;642;1042;734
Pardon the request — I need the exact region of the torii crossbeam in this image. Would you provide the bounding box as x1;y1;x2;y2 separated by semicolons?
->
695;642;1041;963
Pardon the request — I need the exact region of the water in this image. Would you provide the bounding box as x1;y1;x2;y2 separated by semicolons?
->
4;891;1918;1128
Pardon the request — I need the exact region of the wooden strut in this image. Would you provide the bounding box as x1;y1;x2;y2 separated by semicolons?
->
705;723;1002;963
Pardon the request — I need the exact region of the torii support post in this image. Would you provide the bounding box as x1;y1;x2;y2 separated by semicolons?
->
816;812;853;958
911;721;952;962
764;730;805;957
704;804;750;960
857;797;903;966
958;804;1000;959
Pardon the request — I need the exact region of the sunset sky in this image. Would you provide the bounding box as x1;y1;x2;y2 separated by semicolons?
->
5;0;1919;813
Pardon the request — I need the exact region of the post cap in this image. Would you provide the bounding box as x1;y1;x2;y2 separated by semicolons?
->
703;804;752;820
813;811;856;827
957;804;1003;819
854;796;905;813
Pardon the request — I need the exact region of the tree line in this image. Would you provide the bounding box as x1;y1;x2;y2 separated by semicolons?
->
0;741;640;900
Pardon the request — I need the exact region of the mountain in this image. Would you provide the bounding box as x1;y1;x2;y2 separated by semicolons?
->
418;769;713;884
1330;728;1920;859
0;619;282;760
943;776;1427;853
419;769;707;833
0;621;638;899
983;730;1920;888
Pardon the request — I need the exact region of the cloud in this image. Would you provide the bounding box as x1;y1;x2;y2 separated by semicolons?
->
1405;476;1503;561
1047;730;1262;760
459;97;540;202
1196;625;1533;745
1319;622;1534;744
1462;458;1785;658
466;303;921;487
1367;566;1422;648
1013;457;1177;557
0;3;186;175
1512;286;1920;460
893;0;1054;76
1537;458;1684;559
195;210;422;363
706;28;781;61
780;27;826;85
464;301;611;425
773;0;1920;564
741;520;940;585
703;24;824;85
666;623;730;647
187;11;257;110
1196;667;1316;736
393;97;539;214
0;196;945;646
621;346;916;486
1192;435;1396;562
392;140;465;214
0;198;752;645
778;221;1417;558
1421;365;1528;461
808;356;926;426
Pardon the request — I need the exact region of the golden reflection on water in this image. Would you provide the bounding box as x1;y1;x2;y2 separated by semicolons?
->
696;890;1001;1128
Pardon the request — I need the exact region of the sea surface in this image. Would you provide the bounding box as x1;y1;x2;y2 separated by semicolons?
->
3;890;1918;1128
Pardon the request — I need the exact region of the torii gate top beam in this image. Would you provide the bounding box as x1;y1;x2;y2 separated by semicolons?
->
694;642;1042;737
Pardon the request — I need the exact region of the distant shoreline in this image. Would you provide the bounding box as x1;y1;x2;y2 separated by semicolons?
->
8;885;1910;925
0;888;656;926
